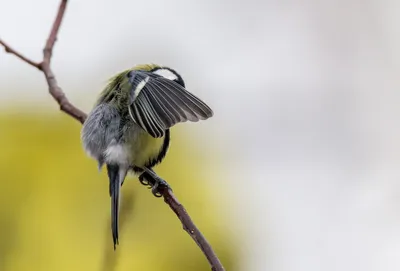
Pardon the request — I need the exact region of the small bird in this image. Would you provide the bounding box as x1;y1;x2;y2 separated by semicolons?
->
81;64;213;249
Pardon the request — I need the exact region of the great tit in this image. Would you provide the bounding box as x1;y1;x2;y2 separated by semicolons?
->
81;64;213;249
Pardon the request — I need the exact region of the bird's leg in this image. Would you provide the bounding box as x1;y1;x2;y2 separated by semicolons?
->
138;168;171;197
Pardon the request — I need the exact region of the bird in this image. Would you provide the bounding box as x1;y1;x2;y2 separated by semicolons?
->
80;64;213;249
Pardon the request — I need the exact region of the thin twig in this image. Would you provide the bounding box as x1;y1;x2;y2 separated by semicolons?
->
43;0;68;62
0;1;225;270
0;0;86;124
0;40;41;69
39;0;87;124
162;188;225;271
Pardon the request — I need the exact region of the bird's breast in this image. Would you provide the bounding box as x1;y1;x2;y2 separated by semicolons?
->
126;127;165;168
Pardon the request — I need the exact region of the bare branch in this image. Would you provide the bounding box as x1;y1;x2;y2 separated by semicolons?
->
0;1;225;270
43;0;68;62
0;40;41;69
40;62;87;124
162;188;225;271
38;0;87;123
0;0;86;123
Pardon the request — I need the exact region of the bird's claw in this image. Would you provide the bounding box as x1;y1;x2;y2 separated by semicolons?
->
138;170;171;197
151;178;170;197
139;175;151;187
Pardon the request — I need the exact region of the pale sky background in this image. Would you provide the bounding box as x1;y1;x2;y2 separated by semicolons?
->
2;1;400;270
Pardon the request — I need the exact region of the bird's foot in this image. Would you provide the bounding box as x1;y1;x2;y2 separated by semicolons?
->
151;177;170;197
138;169;171;197
138;174;151;187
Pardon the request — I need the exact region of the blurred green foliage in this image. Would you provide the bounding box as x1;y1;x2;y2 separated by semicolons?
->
0;109;236;270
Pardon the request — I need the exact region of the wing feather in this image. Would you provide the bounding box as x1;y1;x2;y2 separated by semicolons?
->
150;81;199;122
148;82;187;122
157;79;213;119
128;71;213;137
142;86;177;126
136;96;164;138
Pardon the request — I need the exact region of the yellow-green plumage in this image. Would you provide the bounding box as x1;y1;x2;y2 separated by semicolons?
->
97;64;162;107
93;63;169;170
81;63;212;249
128;129;165;168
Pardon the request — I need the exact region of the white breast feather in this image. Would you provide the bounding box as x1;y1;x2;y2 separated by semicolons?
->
104;145;129;165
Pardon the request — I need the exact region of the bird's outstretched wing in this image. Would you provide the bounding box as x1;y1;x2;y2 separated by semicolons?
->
127;71;213;138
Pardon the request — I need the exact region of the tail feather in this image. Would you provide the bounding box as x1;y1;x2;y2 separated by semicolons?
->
107;164;121;250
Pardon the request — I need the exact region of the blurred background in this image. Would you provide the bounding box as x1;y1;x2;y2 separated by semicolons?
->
1;0;400;270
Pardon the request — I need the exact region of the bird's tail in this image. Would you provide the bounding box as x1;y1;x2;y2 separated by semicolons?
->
107;164;122;250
